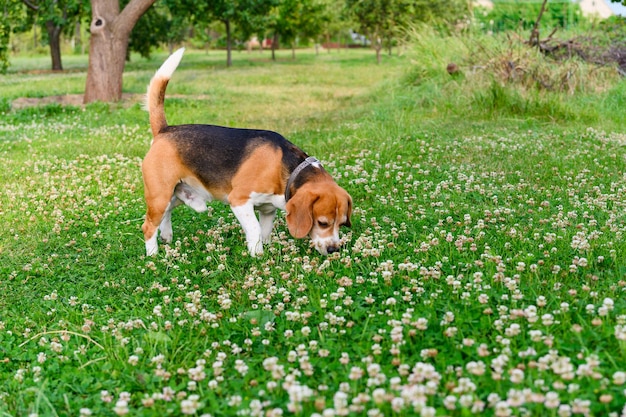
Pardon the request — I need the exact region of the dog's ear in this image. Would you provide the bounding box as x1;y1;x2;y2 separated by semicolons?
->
286;190;318;238
344;195;353;228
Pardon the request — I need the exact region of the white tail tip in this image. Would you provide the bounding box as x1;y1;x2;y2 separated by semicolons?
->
155;47;185;79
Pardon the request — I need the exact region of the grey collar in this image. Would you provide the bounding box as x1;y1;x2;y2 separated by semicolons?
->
285;156;320;201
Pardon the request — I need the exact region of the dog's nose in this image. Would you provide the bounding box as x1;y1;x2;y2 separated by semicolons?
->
327;246;339;254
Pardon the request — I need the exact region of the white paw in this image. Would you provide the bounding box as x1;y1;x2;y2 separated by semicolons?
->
160;231;173;243
248;240;264;257
146;236;158;256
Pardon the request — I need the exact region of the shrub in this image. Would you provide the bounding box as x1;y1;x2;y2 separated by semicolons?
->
402;27;621;121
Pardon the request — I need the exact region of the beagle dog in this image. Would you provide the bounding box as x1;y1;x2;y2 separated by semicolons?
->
141;48;352;257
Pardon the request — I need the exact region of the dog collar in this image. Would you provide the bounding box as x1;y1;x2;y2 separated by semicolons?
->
285;156;320;201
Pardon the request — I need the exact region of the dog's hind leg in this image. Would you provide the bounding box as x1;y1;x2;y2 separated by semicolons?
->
159;196;183;244
142;193;173;256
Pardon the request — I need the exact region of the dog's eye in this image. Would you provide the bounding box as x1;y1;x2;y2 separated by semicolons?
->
318;221;329;228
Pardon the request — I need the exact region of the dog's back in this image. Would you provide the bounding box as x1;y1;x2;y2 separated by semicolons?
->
145;48;308;182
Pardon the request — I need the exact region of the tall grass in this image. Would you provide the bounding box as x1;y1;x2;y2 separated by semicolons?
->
399;28;623;128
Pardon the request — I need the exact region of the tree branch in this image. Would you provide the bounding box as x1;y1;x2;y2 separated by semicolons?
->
529;0;549;46
21;0;40;12
114;0;157;37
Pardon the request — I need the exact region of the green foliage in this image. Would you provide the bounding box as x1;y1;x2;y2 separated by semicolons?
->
0;20;9;74
474;0;583;33
597;15;626;42
18;0;88;40
1;0;29;73
345;0;469;60
128;3;172;59
266;0;328;50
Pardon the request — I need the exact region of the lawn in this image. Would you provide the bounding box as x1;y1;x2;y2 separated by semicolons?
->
1;45;626;417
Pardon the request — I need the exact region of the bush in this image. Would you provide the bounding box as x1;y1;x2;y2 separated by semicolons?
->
402;27;621;121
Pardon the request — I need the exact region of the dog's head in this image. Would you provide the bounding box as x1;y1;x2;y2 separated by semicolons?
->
285;181;352;255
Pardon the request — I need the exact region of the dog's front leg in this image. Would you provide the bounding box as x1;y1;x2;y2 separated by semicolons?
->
231;202;263;256
259;206;276;244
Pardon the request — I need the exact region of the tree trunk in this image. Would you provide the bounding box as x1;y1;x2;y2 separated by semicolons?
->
271;32;278;61
225;19;232;67
291;42;295;59
46;20;63;71
74;21;83;54
84;0;156;103
369;32;382;64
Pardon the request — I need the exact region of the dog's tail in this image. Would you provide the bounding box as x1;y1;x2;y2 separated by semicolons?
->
146;47;185;138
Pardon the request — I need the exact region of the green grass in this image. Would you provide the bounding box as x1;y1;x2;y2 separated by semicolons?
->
1;43;626;417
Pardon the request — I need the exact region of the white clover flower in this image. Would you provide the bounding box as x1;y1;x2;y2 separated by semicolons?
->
14;369;26;382
113;400;129;416
487;393;501;407
101;390;113;403
228;395;242;407
506;389;525;407
50;341;63;353
234;359;248;376
349;366;364;380
612;371;626;385
443;395;456;410
542;314;555;326
420;406;436;417
557;404;572;417
415;318;428;330
505;323;521;337
444;327;458;338
459;394;473;407
372;388;386;404
544;391;560;408
494;400;511;417
509;369;524;384
391;396;405;412
614;325;626;341
466;361;486;376
571;398;591;415
181;395;202;415
333;391;349;414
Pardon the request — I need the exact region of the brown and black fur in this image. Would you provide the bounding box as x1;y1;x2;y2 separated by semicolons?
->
141;48;352;257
